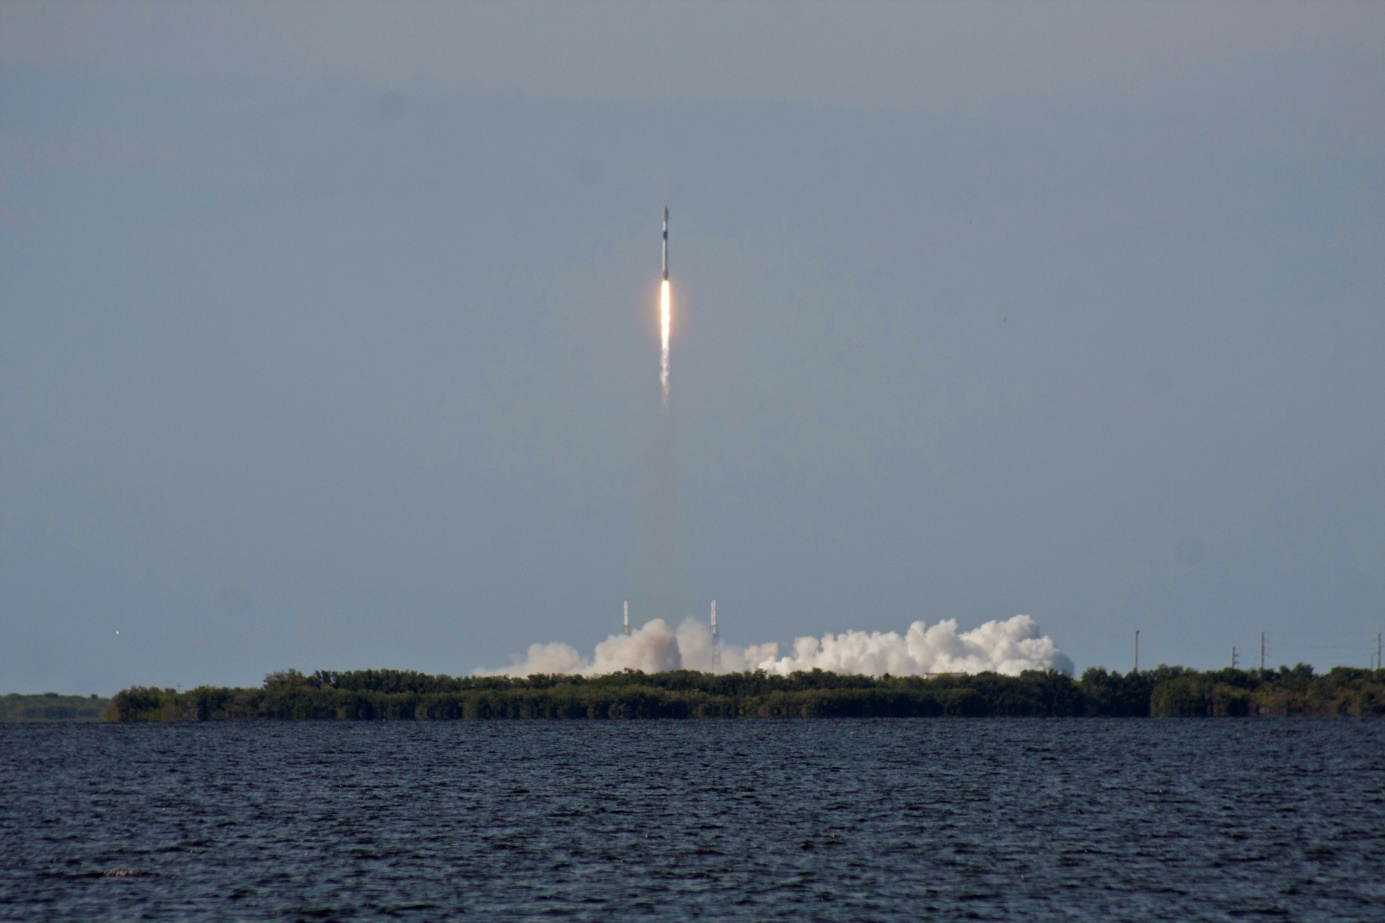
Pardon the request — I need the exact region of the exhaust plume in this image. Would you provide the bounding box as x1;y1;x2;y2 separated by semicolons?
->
479;614;1071;677
756;615;1073;676
659;278;670;409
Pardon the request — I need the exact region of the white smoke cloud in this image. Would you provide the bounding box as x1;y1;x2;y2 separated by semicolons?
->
756;615;1073;676
590;619;682;674
480;614;1071;677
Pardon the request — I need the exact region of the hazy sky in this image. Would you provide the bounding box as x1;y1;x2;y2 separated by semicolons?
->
2;1;1382;693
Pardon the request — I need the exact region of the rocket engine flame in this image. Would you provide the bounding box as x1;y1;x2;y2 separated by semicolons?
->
659;279;670;408
658;207;671;409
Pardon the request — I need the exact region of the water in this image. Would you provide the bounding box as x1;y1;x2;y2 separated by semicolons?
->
3;719;1383;921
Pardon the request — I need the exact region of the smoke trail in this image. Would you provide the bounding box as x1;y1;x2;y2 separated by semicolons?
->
641;276;681;618
479;614;1071;677
659;278;670;409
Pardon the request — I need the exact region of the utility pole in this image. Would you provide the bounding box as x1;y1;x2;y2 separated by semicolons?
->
1376;632;1381;671
1134;629;1140;674
1260;632;1266;673
1231;646;1239;670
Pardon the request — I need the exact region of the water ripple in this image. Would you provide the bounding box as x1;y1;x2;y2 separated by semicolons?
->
2;719;1383;920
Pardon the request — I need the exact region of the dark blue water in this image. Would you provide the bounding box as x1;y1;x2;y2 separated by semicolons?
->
3;720;1383;921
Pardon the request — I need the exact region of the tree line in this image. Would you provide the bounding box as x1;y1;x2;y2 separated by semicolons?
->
105;664;1385;721
2;692;111;722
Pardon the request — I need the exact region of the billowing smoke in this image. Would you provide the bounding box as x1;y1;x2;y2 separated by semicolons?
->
480;614;1071;677
755;615;1073;676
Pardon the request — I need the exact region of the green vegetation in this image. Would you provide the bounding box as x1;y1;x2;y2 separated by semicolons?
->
1145;664;1385;716
105;665;1385;721
1;692;111;722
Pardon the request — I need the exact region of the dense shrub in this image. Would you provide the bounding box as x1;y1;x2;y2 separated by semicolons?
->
106;665;1385;721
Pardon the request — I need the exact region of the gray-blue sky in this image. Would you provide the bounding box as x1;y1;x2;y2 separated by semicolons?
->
2;2;1382;693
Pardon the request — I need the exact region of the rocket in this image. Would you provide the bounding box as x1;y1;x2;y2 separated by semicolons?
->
657;207;671;406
